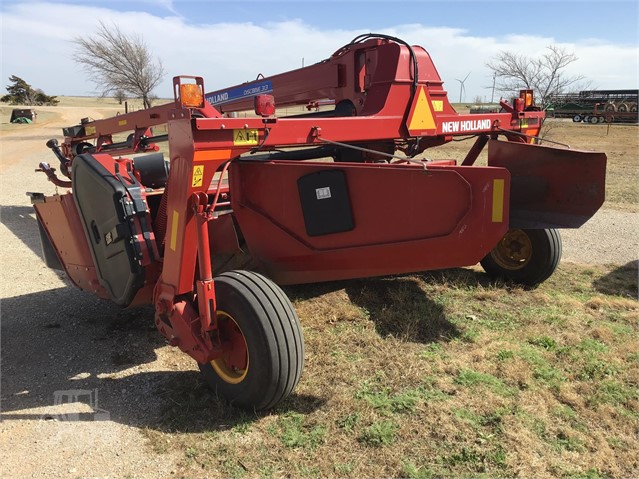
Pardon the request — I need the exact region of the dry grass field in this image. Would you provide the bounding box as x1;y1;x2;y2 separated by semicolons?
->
1;99;637;478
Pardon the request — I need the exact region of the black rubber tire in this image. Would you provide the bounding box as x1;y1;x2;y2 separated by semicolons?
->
198;270;304;410
480;228;562;287
590;116;599;124
572;114;582;122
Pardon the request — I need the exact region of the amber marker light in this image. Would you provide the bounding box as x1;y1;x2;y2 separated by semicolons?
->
180;83;204;108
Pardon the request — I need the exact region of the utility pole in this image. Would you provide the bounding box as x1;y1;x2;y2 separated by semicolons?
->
491;72;496;103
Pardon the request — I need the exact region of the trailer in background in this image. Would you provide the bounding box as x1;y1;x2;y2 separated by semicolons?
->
547;89;638;124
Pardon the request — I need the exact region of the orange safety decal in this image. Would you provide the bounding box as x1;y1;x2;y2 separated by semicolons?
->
406;86;437;135
192;165;204;187
193;149;233;161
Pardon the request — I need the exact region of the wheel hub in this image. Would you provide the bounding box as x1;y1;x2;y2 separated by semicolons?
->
210;310;249;384
491;229;533;271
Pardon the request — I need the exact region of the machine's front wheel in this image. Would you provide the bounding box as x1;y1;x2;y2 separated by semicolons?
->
199;270;304;410
480;228;562;287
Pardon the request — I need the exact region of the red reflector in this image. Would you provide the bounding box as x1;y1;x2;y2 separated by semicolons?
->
254;94;275;117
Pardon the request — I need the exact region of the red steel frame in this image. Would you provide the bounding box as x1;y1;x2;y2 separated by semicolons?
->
35;37;603;366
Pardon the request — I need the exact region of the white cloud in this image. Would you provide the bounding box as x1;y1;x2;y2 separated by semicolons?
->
1;2;636;102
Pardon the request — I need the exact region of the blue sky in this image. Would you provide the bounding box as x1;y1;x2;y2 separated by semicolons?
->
1;0;637;100
16;0;638;43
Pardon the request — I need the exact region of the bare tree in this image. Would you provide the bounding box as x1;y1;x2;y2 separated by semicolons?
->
114;89;127;105
486;45;585;108
73;22;165;109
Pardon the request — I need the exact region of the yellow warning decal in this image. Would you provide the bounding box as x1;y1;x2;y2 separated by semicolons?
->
192;165;204;187
85;126;96;136
233;129;259;146
169;210;179;251
492;179;505;223
432;100;444;112
407;86;437;134
118;119;127;126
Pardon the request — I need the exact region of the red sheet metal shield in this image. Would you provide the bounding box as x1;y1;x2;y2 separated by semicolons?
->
487;139;607;228
230;161;509;284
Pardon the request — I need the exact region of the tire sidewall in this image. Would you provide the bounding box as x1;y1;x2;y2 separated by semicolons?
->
481;229;561;287
200;275;279;409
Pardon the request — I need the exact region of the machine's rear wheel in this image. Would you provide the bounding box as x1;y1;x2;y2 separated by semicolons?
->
572;114;582;122
199;270;304;410
480;228;561;287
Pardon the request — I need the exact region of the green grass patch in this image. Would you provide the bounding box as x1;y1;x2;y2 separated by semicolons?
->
588;380;637;408
455;368;516;397
528;335;558;350
274;412;327;449
401;460;437;479
358;420;398;447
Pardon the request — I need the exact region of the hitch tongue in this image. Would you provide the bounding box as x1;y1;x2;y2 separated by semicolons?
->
46;138;71;177
36;162;72;188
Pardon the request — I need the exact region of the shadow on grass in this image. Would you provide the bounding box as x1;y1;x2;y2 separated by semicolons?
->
152;372;325;433
592;260;638;298
285;267;498;344
344;276;459;343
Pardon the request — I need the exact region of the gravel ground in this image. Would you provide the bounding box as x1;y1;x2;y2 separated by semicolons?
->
562;208;639;266
1;107;184;478
1;106;637;478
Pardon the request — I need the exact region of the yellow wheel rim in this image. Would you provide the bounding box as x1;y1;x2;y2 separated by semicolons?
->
491;229;532;271
210;310;249;384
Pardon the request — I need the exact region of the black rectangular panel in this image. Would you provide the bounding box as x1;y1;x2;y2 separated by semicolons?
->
297;169;354;237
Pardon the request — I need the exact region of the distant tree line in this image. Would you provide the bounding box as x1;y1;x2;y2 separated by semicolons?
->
1;75;59;106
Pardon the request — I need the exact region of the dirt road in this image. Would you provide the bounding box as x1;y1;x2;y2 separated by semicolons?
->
0;106;637;478
0;106;185;478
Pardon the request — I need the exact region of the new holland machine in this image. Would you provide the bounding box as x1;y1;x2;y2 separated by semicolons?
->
30;34;606;409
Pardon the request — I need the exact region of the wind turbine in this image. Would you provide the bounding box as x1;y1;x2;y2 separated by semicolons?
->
456;72;471;103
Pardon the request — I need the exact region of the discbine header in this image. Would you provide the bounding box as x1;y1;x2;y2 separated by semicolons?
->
30;34;606;410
